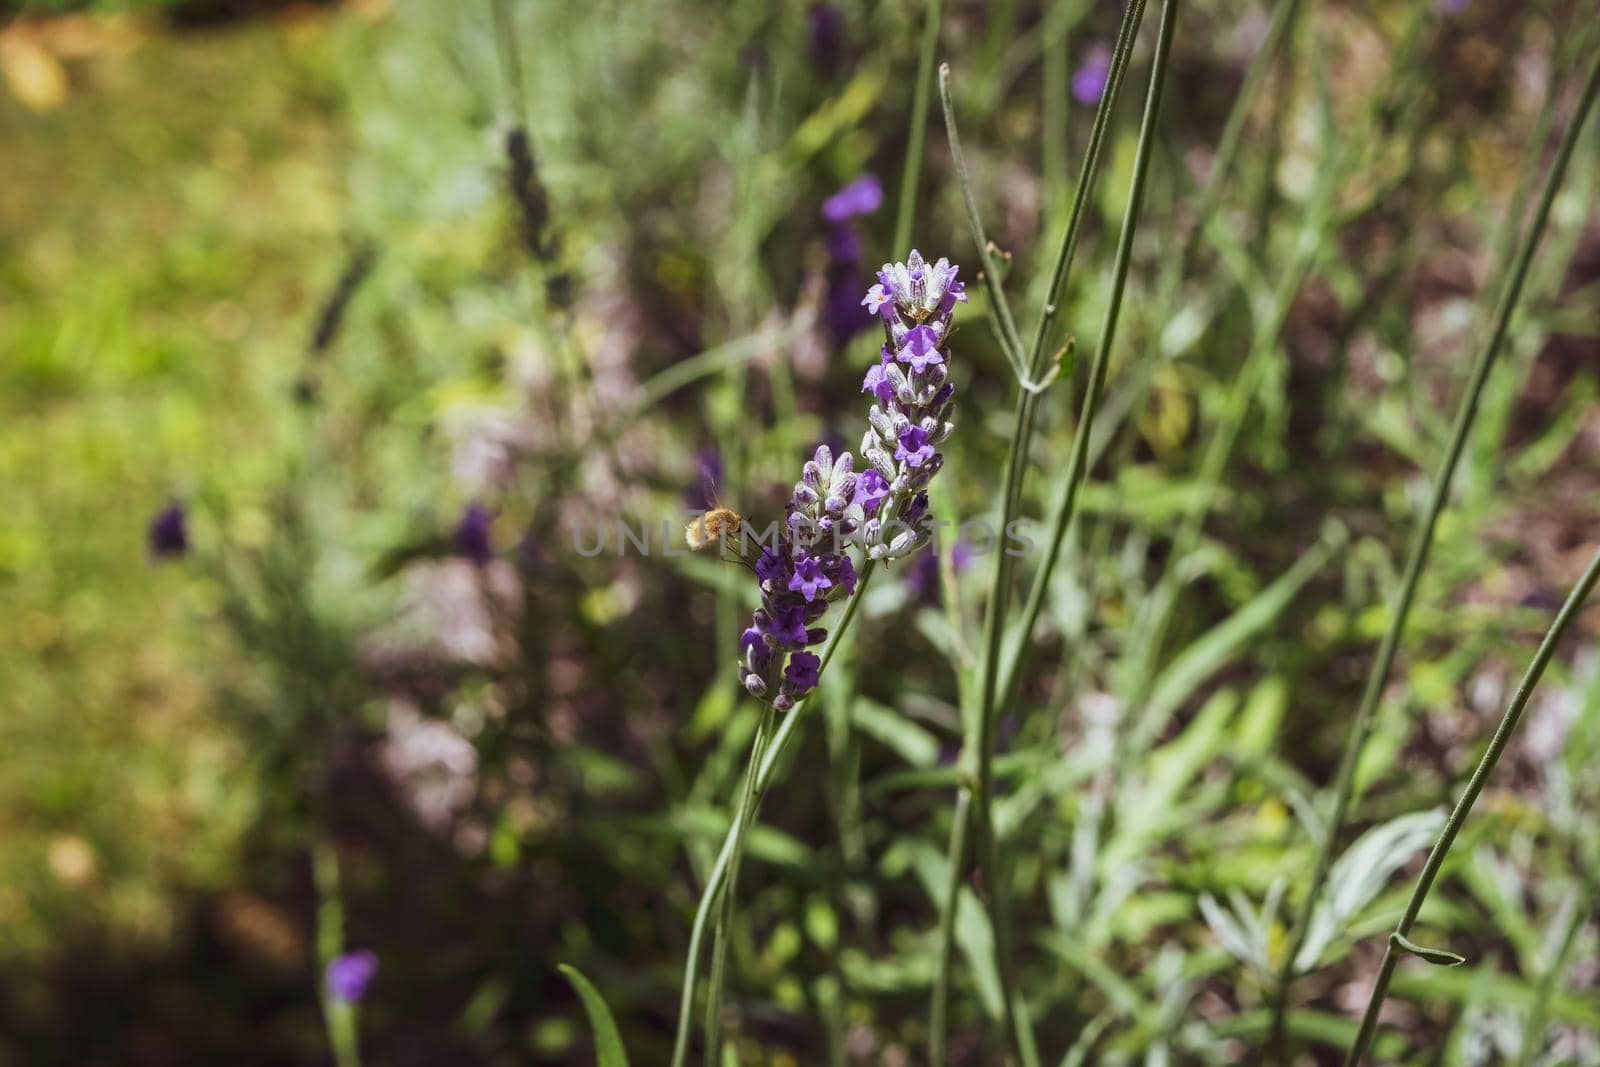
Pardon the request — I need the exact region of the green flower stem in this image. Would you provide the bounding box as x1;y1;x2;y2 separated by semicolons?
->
928;787;973;1067
1345;543;1600;1067
669;563;877;1067
985;0;1179;727
702;699;777;1061
313;840;362;1067
931;5;1178;1064
894;0;945;258
1271;48;1600;1059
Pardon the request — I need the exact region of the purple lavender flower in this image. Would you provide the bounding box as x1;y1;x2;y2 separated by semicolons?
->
1435;0;1468;11
737;250;961;711
861;346;897;403
906;540;974;604
148;500;188;559
856;250;959;561
738;444;860;708
454;503;494;566
788;553;833;602
784;651;822;694
1072;43;1112;105
853;468;889;514
821;175;884;345
895;425;935;467
896;325;944;373
326;950;379;1003
821;175;884;223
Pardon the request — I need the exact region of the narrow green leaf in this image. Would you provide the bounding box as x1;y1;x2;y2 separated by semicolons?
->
558;964;631;1067
1390;933;1466;967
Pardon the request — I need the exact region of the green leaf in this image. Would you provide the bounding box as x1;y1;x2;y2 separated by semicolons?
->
558;964;630;1067
1390;932;1466;967
852;698;940;767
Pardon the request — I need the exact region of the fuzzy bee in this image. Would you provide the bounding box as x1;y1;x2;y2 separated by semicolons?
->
684;507;744;553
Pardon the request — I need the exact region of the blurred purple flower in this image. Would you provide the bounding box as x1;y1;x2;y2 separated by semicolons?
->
905;541;974;605
808;3;846;72
454;503;494;567
821;175;884;345
826;223;863;263
148;500;188;559
821;175;884;223
1435;0;1469;11
1072;43;1112;105
326;950;378;1003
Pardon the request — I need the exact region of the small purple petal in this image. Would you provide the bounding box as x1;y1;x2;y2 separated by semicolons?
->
1072;43;1112;105
895;426;936;468
853;468;889;514
821;175;883;223
326;950;379;1003
784;651;821;693
787;553;833;602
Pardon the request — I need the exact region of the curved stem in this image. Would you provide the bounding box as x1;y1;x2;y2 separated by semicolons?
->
669;562;877;1067
894;0;946;258
1345;544;1600;1066
939;65;1028;372
1271;47;1600;1058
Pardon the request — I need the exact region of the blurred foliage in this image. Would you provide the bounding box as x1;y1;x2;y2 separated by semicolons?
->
2;0;1599;1064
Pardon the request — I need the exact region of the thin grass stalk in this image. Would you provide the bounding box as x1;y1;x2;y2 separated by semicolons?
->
1345;543;1600;1067
987;4;1180;1061
987;0;1148;541
702;699;778;1060
669;563;877;1067
939;68;1029;372
1271;49;1600;1058
926;5;1147;1052
1023;0;1149;377
928;787;973;1067
989;0;1299;716
986;0;1180;734
1174;0;1301;273
894;0;946;257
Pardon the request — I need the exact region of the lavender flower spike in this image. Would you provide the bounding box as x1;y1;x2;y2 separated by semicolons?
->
855;249;961;562
737;443;859;710
736;250;961;711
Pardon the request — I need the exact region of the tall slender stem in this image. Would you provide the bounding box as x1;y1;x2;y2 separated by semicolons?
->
985;0;1180;737
1344;544;1600;1067
669;563;878;1067
702;700;777;1060
894;0;945;258
1270;48;1600;1059
944;4;1179;1064
928;787;973;1067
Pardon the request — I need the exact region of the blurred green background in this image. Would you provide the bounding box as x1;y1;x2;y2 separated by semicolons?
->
2;0;1598;1064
